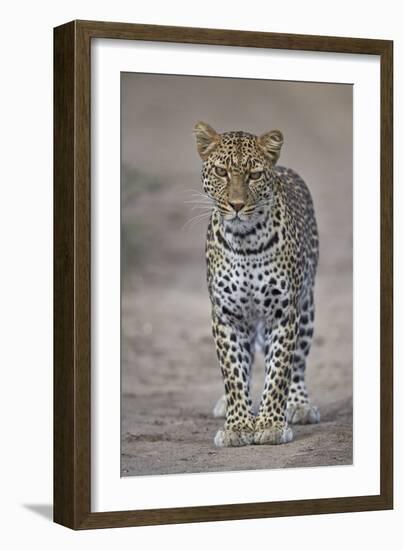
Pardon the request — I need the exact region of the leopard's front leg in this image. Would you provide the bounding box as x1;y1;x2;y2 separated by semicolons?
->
212;312;255;447
254;303;299;445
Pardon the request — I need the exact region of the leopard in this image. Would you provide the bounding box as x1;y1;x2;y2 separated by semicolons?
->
193;121;320;447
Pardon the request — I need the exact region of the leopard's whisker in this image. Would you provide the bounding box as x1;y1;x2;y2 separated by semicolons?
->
181;211;212;230
184;199;214;205
188;196;214;202
190;205;214;211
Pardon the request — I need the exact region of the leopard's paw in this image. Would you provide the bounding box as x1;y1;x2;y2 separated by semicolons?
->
253;425;293;445
286;403;320;425
213;395;226;418
214;427;254;447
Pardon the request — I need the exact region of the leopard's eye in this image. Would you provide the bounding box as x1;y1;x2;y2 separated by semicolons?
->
250;171;263;181
215;166;227;178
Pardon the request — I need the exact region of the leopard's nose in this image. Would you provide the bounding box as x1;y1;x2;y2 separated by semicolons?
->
229;200;245;212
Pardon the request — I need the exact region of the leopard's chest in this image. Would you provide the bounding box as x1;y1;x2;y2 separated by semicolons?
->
210;252;289;322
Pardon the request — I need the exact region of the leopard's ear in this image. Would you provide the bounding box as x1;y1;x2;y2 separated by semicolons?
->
258;129;284;165
194;121;220;160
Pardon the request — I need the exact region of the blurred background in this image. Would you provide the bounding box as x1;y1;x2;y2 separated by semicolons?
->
121;73;353;476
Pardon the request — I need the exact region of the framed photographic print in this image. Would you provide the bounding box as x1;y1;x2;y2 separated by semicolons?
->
54;20;393;529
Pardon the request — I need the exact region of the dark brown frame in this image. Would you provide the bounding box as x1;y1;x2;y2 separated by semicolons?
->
54;20;393;530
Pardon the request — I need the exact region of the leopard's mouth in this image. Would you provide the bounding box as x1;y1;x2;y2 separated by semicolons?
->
222;208;256;223
223;211;247;222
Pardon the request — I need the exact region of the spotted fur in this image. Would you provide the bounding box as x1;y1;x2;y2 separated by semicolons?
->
194;122;320;447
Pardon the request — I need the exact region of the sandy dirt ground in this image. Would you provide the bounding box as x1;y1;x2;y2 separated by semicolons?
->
121;75;353;476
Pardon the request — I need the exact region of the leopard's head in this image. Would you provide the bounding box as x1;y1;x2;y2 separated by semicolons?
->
194;122;283;225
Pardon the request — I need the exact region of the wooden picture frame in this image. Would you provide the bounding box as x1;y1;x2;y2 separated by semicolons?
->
54;20;393;529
